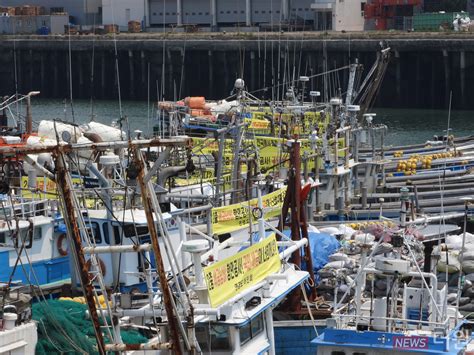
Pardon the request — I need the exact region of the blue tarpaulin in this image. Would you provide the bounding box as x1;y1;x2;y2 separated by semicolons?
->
308;232;340;271
239;230;340;285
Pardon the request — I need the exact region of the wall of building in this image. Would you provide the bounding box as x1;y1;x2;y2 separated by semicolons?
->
0;0;101;25
149;0;176;25
147;0;313;27
290;0;314;21
334;0;365;31
251;0;283;24
102;0;145;30
0;14;68;34
182;0;211;25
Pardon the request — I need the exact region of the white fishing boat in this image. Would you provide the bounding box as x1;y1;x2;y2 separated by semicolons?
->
311;197;474;355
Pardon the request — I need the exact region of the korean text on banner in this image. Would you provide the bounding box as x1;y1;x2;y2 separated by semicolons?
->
203;234;281;308
211;187;287;235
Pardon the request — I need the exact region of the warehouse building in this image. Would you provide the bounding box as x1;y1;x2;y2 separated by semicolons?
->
103;0;318;31
0;0;101;25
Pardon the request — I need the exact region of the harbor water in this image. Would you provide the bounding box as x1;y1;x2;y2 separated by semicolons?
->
26;99;474;146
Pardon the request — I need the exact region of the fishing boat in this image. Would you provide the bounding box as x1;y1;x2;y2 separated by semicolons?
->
0;134;314;354
311;195;474;354
0;285;37;354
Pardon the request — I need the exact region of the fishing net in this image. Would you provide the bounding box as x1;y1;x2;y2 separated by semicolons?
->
32;299;148;354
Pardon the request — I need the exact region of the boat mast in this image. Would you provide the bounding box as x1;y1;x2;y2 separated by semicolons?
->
133;148;183;354
55;152;107;355
231;78;246;204
277;140;317;307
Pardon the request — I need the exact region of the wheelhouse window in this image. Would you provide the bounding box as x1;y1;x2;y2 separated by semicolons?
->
113;224;150;244
195;324;230;351
240;314;264;346
122;224;149;238
102;223;109;244
240;322;251;345
86;222;101;243
33;227;42;240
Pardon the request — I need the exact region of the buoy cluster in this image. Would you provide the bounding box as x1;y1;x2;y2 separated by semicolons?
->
393;150;404;158
396;157;422;175
396;151;461;175
59;295;110;307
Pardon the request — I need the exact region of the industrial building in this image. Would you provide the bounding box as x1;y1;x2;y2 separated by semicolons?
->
0;13;68;34
311;0;366;31
102;0;337;31
0;0;101;25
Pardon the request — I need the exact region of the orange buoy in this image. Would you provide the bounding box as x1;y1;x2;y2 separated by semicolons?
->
185;96;206;109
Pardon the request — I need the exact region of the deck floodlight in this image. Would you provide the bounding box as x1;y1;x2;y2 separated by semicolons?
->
363;113;376;125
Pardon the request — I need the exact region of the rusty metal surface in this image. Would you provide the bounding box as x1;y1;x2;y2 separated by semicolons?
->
134;148;183;355
54;152;106;355
0;136;191;156
277;140;317;310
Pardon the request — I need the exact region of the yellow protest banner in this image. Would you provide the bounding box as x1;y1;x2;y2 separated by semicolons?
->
211;187;287;235
21;176;58;199
204;234;281;307
244;118;271;135
21;177;96;208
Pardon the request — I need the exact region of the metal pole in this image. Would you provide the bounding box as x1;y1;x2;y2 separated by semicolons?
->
245;0;251;26
177;0;183;26
55;152;106;355
214;132;226;206
455;198;471;324
210;0;217;27
265;308;276;355
231;118;243;204
133;149;183;355
86;162;120;287
345;64;357;106
26;95;32;135
289;140;302;310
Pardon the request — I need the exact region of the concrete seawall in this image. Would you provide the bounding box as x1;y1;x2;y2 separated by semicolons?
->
0;32;473;108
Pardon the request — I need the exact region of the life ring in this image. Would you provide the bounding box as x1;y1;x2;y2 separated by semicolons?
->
57;234;68;256
85;257;106;279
